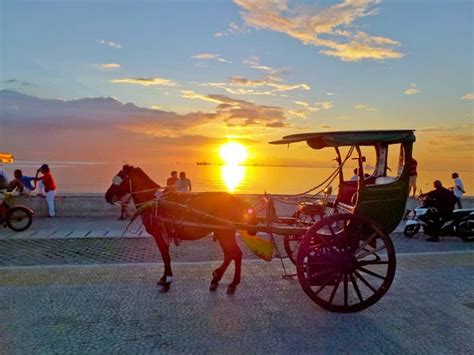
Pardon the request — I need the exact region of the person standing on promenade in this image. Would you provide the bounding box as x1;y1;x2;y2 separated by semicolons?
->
175;171;192;192
34;164;57;217
409;157;418;197
166;171;178;187
451;172;465;209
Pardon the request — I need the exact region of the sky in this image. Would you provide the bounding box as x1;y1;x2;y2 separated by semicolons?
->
0;0;473;171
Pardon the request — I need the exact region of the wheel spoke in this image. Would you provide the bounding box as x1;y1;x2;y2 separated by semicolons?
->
357;266;386;280
354;270;377;293
314;270;338;295
355;232;378;254
357;244;386;260
328;273;342;305
350;273;364;303
358;260;389;267
343;274;348;307
327;222;338;237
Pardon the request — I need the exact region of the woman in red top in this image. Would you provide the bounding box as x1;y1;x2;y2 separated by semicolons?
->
35;164;57;217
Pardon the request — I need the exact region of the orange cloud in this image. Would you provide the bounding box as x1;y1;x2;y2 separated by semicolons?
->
200;75;309;97
100;63;121;70
191;53;232;63
111;77;176;86
404;84;419;95
354;104;376;111
234;0;403;62
180;90;290;127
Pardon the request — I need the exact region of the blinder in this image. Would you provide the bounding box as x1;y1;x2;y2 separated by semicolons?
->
112;175;123;185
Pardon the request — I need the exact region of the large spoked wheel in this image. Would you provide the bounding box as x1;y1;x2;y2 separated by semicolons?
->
6;206;33;232
296;213;396;313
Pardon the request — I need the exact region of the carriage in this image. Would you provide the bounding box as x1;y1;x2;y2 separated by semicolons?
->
107;130;416;313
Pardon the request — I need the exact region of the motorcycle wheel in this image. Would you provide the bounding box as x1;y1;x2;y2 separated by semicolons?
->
6;206;33;232
456;219;474;242
403;224;420;238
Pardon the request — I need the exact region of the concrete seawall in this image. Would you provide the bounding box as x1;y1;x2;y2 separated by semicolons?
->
6;193;474;218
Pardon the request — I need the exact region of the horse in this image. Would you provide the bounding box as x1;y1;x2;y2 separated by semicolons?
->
105;165;256;294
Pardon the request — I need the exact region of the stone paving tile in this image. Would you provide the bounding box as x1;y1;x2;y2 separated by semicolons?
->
1;254;473;354
0;229;473;267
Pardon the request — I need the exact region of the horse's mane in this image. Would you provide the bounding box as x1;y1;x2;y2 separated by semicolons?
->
132;167;160;188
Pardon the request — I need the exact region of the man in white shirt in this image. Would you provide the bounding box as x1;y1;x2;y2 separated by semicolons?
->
175;171;192;193
451;172;465;209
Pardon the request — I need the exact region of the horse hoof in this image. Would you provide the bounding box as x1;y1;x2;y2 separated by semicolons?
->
157;280;166;287
226;286;236;295
209;283;219;291
159;285;170;293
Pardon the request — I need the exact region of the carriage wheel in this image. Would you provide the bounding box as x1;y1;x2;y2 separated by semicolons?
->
285;205;340;265
296;213;396;313
284;235;300;265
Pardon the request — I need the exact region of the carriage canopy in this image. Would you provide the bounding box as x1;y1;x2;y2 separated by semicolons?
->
270;130;415;149
0;152;14;164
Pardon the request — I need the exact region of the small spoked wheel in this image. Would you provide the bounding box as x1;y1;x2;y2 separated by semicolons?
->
296;213;396;313
7;207;33;232
283;235;301;265
285;204;340;265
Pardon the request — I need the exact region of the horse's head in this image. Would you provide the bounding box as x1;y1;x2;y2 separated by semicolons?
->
105;164;134;204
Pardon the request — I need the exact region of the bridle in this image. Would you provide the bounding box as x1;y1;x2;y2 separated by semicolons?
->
111;169;163;205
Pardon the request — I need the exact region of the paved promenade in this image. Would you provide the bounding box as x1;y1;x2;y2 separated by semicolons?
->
1;217;473;353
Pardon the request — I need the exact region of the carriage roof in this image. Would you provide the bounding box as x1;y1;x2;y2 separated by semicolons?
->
269;130;415;149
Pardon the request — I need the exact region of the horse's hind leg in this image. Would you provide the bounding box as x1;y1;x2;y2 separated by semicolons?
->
227;235;242;295
214;231;242;294
210;234;232;291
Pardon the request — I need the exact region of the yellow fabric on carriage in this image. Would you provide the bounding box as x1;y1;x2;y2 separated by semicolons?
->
240;230;273;261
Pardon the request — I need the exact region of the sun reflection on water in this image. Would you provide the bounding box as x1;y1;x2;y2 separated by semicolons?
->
221;165;246;192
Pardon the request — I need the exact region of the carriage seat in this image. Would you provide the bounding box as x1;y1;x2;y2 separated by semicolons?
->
374;176;397;185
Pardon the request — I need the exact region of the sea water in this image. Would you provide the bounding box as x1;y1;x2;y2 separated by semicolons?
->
2;161;472;196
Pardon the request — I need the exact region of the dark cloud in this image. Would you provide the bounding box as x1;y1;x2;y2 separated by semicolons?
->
2;79;35;87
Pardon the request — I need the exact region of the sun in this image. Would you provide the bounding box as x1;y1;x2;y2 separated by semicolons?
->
219;142;248;165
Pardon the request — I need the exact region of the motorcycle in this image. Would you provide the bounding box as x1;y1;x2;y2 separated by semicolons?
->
404;196;474;242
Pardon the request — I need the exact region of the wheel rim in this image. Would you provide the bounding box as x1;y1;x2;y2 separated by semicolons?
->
284;235;300;265
8;208;31;230
296;213;396;313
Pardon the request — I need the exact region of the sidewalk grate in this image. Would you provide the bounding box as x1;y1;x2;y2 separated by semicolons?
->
463;302;474;310
0;238;259;266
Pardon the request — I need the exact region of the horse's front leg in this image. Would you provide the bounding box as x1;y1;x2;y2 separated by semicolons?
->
152;232;173;293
